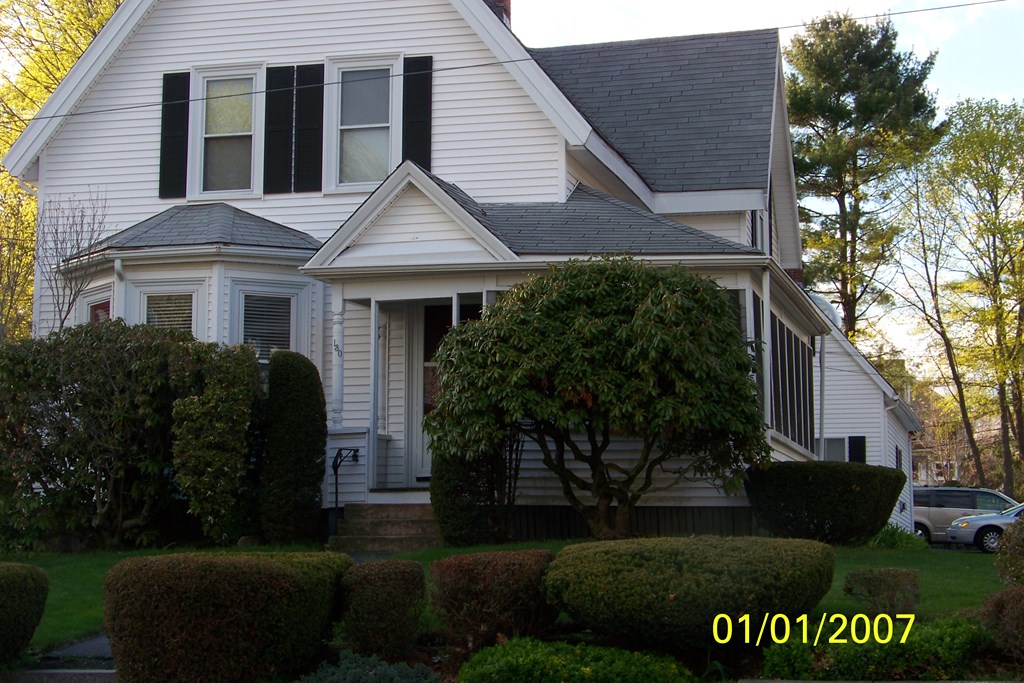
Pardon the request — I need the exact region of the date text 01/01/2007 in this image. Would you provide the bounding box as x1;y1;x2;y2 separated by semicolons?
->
712;613;915;647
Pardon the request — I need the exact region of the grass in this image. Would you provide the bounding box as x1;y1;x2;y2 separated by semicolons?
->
0;539;1005;653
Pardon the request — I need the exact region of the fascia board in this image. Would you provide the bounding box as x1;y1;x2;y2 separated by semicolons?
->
3;0;159;177
68;244;316;270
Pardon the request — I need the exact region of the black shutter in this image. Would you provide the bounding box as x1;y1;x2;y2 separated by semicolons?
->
402;56;433;170
159;72;190;199
264;66;295;194
294;64;324;192
848;436;867;464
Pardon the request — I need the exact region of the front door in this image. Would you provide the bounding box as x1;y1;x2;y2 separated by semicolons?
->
407;295;483;483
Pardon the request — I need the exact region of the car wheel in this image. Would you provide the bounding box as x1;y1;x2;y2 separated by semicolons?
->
914;523;931;543
977;527;1003;553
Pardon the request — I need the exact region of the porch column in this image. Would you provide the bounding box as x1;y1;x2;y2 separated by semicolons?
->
330;297;345;429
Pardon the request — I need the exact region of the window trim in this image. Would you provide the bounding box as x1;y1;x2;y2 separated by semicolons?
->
322;54;404;194
129;279;206;338
187;63;266;200
229;278;311;358
78;285;114;325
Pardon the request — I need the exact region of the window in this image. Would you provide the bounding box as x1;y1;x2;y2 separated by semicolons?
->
89;300;111;324
770;313;814;450
324;56;403;191
145;293;194;332
187;65;265;198
976;492;1011;512
242;294;293;363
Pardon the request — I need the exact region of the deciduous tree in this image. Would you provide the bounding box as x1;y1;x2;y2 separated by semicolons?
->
424;258;770;539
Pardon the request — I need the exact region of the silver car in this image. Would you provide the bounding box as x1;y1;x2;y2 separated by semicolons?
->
947;502;1024;552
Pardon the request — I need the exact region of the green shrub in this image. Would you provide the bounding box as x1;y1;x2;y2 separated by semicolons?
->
431;549;557;651
843;568;920;615
0;321;195;548
336;560;425;662
297;651;438;682
171;343;264;544
262;351;328;543
870;523;929;550
543;536;834;651
430;425;524;547
458;638;696;683
995;521;1024;585
104;552;352;682
763;615;992;680
0;563;48;664
983;584;1024;661
744;461;906;544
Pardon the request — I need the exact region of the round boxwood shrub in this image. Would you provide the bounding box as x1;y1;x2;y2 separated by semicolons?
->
744;461;906;544
337;559;425;662
543;536;834;651
104;552;352;682
459;638;696;683
0;562;48;664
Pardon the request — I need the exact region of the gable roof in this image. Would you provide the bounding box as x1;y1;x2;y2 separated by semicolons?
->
531;29;779;194
86;203;321;255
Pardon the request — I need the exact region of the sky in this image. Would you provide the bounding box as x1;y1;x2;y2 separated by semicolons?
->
509;0;1023;110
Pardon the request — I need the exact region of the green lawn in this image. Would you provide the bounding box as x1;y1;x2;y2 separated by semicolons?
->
0;541;1003;653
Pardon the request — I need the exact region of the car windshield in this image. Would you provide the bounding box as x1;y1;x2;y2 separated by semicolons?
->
999;502;1024;517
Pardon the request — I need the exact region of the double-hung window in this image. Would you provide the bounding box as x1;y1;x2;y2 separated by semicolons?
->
325;56;403;191
241;293;294;363
188;65;264;198
145;293;195;334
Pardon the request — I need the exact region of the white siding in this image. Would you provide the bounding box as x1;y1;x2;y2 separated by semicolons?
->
342;302;372;426
669;212;747;245
814;331;884;459
39;0;564;246
887;413;914;531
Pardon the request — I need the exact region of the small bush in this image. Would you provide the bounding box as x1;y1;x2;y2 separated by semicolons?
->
983;584;1024;661
543;536;834;651
104;552;352;682
430;549;557;651
763;615;992;680
429;453;494;547
337;560;425;662
870;523;929;550
0;563;48;664
296;651;437;683
995;521;1024;585
458;638;696;683
262;351;327;543
843;568;920;614
745;461;906;544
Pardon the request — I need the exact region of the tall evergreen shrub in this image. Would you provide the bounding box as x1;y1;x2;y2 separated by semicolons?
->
261;350;327;542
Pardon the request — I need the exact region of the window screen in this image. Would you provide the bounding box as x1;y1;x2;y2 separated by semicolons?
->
146;293;193;332
243;294;292;362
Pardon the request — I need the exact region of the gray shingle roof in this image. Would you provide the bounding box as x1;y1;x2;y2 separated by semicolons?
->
530;29;779;193
90;203;322;253
440;183;758;256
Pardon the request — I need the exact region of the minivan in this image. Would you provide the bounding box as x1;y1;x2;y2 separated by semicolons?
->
913;486;1018;543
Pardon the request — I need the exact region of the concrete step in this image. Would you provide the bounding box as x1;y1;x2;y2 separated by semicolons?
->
327;534;441;554
337;517;440;538
342;503;435;521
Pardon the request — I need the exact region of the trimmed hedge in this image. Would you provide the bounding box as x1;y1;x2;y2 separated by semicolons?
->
763;615;992;680
261;351;327;543
337;559;425;661
983;585;1024;661
431;549;557;651
0;562;48;664
745;461;906;544
843;568;920;615
104;552;352;682
543;537;834;651
458;638;696;683
429;452;494;547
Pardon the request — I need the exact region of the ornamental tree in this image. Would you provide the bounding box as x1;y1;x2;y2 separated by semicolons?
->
424;257;770;539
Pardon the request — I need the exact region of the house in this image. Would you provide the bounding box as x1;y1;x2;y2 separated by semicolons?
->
4;0;916;538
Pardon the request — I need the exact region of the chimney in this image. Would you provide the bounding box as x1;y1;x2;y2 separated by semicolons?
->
484;0;511;26
785;267;804;286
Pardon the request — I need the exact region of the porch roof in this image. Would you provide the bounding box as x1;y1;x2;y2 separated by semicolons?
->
427;172;759;256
